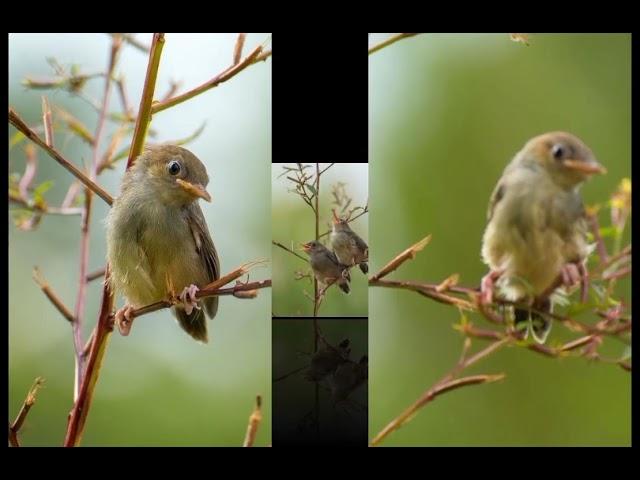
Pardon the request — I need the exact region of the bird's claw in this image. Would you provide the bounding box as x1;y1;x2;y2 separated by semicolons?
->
480;269;503;307
115;305;136;336
179;284;201;315
560;263;582;289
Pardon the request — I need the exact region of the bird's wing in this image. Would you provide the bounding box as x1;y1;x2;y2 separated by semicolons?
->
187;204;220;319
347;230;368;254
487;182;506;222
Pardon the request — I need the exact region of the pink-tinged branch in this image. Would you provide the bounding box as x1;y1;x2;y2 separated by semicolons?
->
369;235;432;281
151;44;267;115
8;108;113;206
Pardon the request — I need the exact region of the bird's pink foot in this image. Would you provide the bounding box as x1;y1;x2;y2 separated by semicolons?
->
560;263;582;289
179;284;201;315
115;305;136;336
480;269;503;306
560;262;588;302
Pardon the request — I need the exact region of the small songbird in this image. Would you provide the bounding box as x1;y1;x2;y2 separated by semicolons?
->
330;209;369;274
106;144;219;343
300;240;351;294
480;132;606;343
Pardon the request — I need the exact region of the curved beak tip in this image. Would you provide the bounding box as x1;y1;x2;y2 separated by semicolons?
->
176;179;212;202
563;159;607;176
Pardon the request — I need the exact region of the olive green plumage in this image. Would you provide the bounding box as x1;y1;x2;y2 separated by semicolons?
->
106;144;219;343
481;132;605;343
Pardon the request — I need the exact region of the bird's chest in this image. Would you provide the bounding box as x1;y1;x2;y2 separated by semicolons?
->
108;201;201;304
496;182;578;255
137;208;200;286
331;231;353;255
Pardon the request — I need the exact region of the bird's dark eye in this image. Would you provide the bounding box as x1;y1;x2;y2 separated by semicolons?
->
552;144;564;160
167;160;181;175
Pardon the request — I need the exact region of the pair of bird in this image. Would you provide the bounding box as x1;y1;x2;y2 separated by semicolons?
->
105;131;604;346
300;212;369;295
304;337;368;403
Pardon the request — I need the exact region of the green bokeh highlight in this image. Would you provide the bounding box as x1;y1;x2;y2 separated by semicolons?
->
369;33;631;446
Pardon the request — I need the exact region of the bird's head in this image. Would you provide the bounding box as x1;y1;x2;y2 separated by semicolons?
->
332;209;350;231
521;132;606;189
300;240;323;255
133;144;211;206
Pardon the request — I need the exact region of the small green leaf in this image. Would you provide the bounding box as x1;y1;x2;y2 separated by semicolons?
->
9;131;26;149
598;226;618;238
33;180;54;206
307;185;317;196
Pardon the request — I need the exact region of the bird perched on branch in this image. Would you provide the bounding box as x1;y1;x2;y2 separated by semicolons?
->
300;240;351;294
330;209;369;274
481;132;606;343
106;145;219;343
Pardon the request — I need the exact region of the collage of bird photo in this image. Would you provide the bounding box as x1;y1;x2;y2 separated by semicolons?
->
8;33;631;448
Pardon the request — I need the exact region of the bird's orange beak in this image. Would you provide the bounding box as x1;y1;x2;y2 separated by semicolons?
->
176;179;212;202
299;242;312;252
332;209;341;225
563;159;607;175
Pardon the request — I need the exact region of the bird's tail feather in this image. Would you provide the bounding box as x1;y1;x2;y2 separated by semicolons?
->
174;306;208;343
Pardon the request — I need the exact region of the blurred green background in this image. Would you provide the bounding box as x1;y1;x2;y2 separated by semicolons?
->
272;163;368;316
369;33;631;446
9;33;272;446
272;319;367;445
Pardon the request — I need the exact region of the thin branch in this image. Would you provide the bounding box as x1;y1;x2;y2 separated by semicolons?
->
9;377;45;447
41;96;54;147
586;211;609;265
32;267;74;323
151;43;267;114
126;33;165;169
8;108;114;206
234;33;247;65
318;205;368;239
370;278;476;310
371;373;505;446
313;163;320;319
273;365;308;382
272;241;309;263
369;33;419;55
9;192;83;216
369;235;432;281
108;33;150;53
242;395;262;447
86;268;106;282
121;271;270;321
64;268;115;447
115;76;133;119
